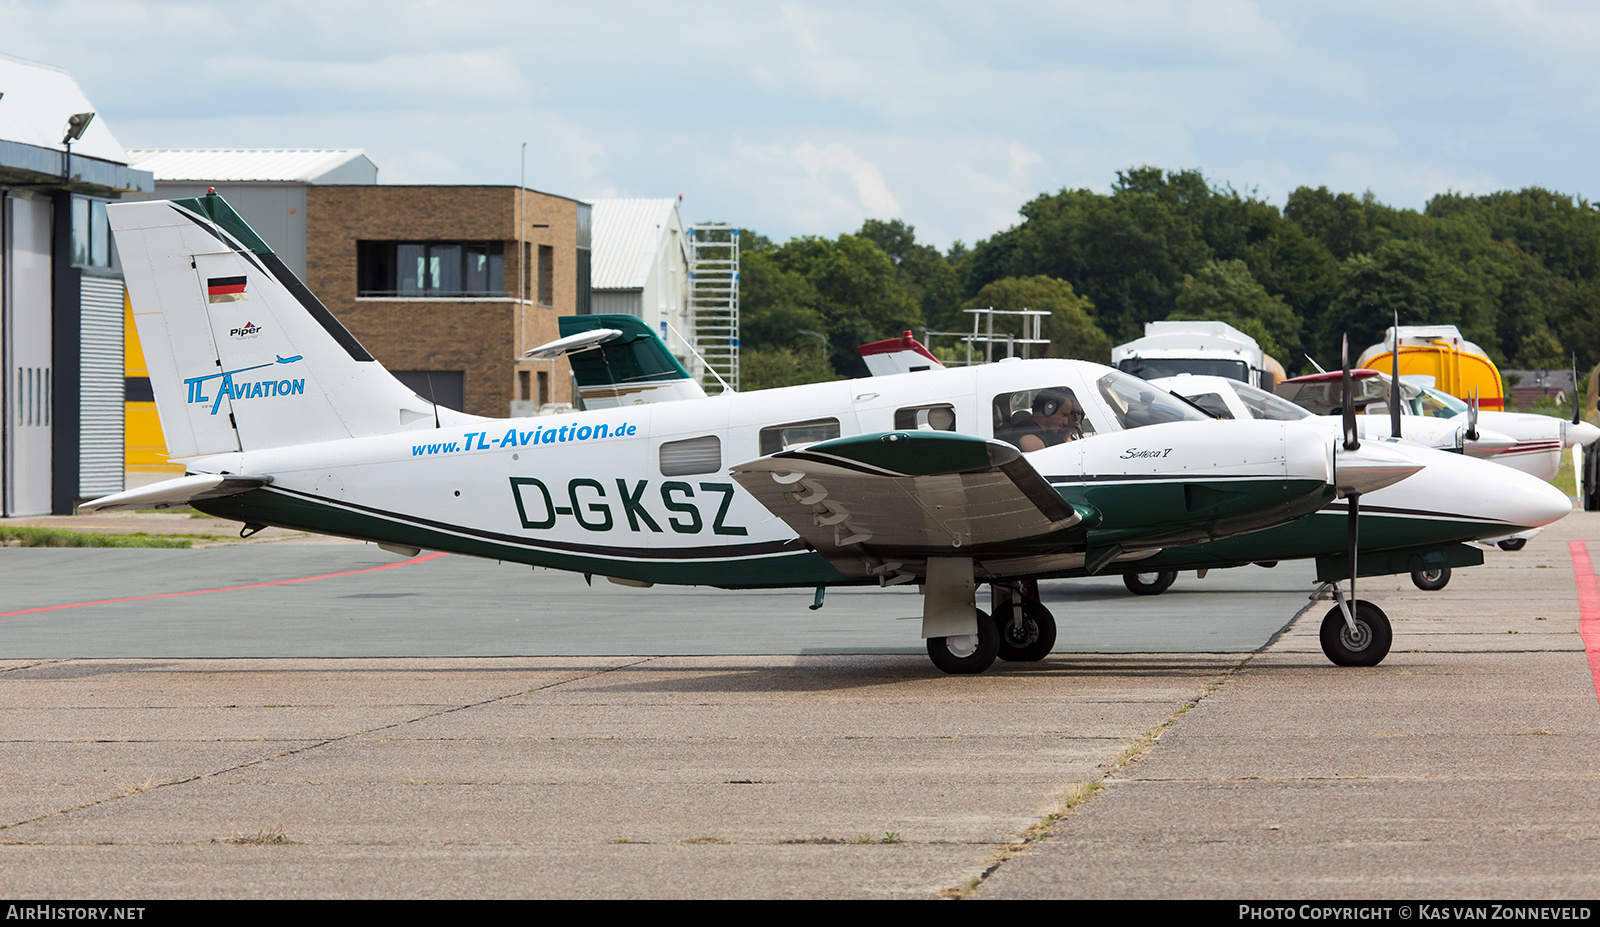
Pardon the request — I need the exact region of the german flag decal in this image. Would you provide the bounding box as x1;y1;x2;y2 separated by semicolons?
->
207;275;248;303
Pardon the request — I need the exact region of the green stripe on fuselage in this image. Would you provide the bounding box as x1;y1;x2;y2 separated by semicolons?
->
195;490;852;588
1132;508;1521;574
1062;478;1335;549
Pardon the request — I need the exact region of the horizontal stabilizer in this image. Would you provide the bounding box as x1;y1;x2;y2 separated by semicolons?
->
544;314;708;408
79;473;272;513
730;432;1081;576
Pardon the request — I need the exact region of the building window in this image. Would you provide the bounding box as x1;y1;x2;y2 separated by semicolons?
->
538;245;553;306
358;242;504;297
72;197;111;268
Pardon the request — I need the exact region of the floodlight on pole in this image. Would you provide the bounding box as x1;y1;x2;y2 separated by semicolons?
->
61;111;94;185
62;112;94;144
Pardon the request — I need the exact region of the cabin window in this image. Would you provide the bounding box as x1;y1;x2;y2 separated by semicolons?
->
660;435;722;476
894;404;956;431
991;388;1097;450
759;418;840;455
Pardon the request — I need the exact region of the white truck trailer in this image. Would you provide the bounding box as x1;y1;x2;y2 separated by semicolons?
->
1112;320;1284;388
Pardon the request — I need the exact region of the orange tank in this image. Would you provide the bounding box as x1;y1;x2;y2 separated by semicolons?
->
1357;325;1504;411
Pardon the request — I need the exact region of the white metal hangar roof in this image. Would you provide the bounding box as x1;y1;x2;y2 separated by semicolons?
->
590;198;681;290
125;148;377;184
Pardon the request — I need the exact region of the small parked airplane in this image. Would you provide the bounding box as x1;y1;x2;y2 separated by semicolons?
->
83;194;1567;674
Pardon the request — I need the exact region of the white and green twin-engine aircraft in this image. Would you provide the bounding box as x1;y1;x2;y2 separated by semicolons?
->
88;194;1568;674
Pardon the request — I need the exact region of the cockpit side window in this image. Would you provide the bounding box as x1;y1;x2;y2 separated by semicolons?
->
1185;392;1234;419
991;387;1096;450
1233;382;1312;421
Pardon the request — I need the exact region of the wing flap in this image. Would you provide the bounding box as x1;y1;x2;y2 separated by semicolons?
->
730;432;1081;576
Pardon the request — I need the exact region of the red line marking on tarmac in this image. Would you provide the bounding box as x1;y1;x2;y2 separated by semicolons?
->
0;551;449;618
1566;540;1600;703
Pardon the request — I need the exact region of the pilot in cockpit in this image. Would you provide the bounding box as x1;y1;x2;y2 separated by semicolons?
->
1004;387;1086;452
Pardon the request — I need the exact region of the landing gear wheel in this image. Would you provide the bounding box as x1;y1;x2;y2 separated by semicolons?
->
1123;571;1177;596
1498;537;1528;552
1319;601;1392;667
927;609;1000;675
1411;566;1451;591
998;600;1057;662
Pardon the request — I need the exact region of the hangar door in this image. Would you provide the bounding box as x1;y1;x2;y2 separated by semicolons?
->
3;192;53;517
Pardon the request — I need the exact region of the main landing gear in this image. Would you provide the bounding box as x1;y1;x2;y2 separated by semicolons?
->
1123;570;1178;596
921;562;1056;674
926;608;1000;674
993;580;1057;663
1411;566;1451;591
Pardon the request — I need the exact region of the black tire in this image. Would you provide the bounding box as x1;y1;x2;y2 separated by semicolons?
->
1123;570;1177;596
1411;566;1451;591
1319;601;1393;667
1498;537;1528;552
927;609;1000;675
997;600;1057;662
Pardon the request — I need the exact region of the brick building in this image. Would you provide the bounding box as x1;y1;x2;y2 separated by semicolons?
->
305;185;589;417
126;150;591;425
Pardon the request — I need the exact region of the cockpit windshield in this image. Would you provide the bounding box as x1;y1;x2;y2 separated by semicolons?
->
1095;369;1212;429
1233;381;1313;421
1416;386;1468;418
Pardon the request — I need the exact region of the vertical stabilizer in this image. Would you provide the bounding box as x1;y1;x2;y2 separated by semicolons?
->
526;314;708;408
109;194;478;459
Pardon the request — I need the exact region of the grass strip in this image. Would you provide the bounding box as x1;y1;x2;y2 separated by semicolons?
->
0;526;192;549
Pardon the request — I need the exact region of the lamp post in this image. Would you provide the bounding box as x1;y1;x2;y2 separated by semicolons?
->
61;111;94;185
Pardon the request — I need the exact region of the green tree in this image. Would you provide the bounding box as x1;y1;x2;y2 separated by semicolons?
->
856;218;964;333
739;344;839;391
1168;259;1301;361
765;234;922;377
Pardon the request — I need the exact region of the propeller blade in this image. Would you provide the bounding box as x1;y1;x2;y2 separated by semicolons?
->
1467;386;1480;442
1574;352;1582;427
1342;335;1359;451
1390;313;1402;439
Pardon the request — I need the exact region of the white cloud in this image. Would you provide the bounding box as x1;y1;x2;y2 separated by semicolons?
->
792;142;900;219
5;0;1600;247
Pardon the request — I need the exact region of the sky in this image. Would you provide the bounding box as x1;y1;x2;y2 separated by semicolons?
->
3;0;1598;250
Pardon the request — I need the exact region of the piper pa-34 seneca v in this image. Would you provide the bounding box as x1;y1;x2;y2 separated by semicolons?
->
86;194;1564;674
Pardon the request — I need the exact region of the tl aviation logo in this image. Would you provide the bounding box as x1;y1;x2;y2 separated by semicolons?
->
184;355;305;415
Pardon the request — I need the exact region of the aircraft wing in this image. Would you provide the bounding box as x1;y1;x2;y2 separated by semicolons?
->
730;432;1082;577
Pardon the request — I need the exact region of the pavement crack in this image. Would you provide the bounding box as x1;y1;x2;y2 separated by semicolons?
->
0;657;657;834
941;652;1256;900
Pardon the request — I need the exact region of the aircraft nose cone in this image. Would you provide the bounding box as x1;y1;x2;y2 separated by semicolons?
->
1500;467;1575;528
1334;441;1426;496
1566;420;1600;448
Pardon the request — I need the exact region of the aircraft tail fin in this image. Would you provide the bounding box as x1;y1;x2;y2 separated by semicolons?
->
859;330;944;376
526;314;707;409
108;193;480;460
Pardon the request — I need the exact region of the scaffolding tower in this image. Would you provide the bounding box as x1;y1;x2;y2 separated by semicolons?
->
687;225;740;391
